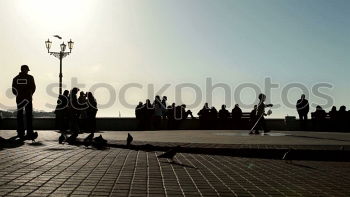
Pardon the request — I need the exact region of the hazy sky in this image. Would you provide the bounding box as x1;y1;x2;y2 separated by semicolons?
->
0;0;349;118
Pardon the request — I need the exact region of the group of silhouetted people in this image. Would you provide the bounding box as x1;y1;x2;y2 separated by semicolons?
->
196;94;273;134
311;105;350;121
294;94;350;129
55;88;98;134
134;93;274;133
7;65;98;143
198;103;244;129
7;64;350;146
311;105;350;130
328;106;350;121
135;96;194;130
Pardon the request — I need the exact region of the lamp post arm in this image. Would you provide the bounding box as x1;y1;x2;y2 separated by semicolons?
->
49;51;70;59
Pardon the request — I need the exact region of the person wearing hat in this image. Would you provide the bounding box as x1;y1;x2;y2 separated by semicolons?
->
12;65;36;140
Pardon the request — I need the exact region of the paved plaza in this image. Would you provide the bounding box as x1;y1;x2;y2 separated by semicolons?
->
0;130;350;197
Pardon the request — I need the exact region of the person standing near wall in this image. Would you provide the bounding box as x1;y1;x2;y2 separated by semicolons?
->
296;94;309;128
55;90;69;132
86;92;98;132
12;65;36;140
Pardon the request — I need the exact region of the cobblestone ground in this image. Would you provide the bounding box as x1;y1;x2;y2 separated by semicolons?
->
0;142;349;197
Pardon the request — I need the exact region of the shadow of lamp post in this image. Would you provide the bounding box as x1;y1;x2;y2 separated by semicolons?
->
45;38;74;95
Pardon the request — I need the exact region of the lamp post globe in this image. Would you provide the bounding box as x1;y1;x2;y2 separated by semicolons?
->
68;39;74;52
45;39;52;53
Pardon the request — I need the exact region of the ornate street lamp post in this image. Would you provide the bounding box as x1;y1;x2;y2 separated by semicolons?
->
45;38;74;95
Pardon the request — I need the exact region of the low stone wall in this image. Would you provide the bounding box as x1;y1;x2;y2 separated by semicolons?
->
0;117;344;131
0;117;349;131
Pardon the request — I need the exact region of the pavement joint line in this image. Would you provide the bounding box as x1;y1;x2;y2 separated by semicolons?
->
23;148;92;196
127;150;139;197
0;142;69;164
0;146;36;163
215;156;285;195
2;150;81;195
190;154;239;196
191;155;237;196
167;158;186;197
205;155;256;196
108;150;131;197
223;157;289;196
155;151;168;197
1;145;84;192
247;158;309;196
255;158;323;196
175;154;203;197
234;158;277;196
66;149;116;196
0;143;61;171
245;158;327;196
88;149;123;196
302;175;332;197
146;152;150;197
178;153;220;196
230;157;279;196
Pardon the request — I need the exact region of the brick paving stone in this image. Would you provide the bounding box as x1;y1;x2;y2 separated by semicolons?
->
0;136;350;197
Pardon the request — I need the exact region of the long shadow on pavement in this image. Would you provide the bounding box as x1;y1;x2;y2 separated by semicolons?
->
0;136;24;150
160;161;197;169
288;134;350;142
108;143;350;162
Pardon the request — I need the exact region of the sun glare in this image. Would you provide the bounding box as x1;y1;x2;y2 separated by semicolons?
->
15;0;95;30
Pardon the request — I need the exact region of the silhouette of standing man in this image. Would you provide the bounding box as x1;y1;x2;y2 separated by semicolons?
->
296;94;309;121
12;65;36;140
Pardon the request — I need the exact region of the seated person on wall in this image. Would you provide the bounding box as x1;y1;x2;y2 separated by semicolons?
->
144;99;154;130
209;107;218;129
329;106;338;129
311;105;327;130
219;105;230;119
180;104;193;120
135;102;144;130
198;103;210;129
218;105;230;129
173;104;193;129
329;106;337;121
166;103;176;129
337;106;347;130
153;96;163;130
312;106;327;120
231;104;242;128
337;106;347;120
